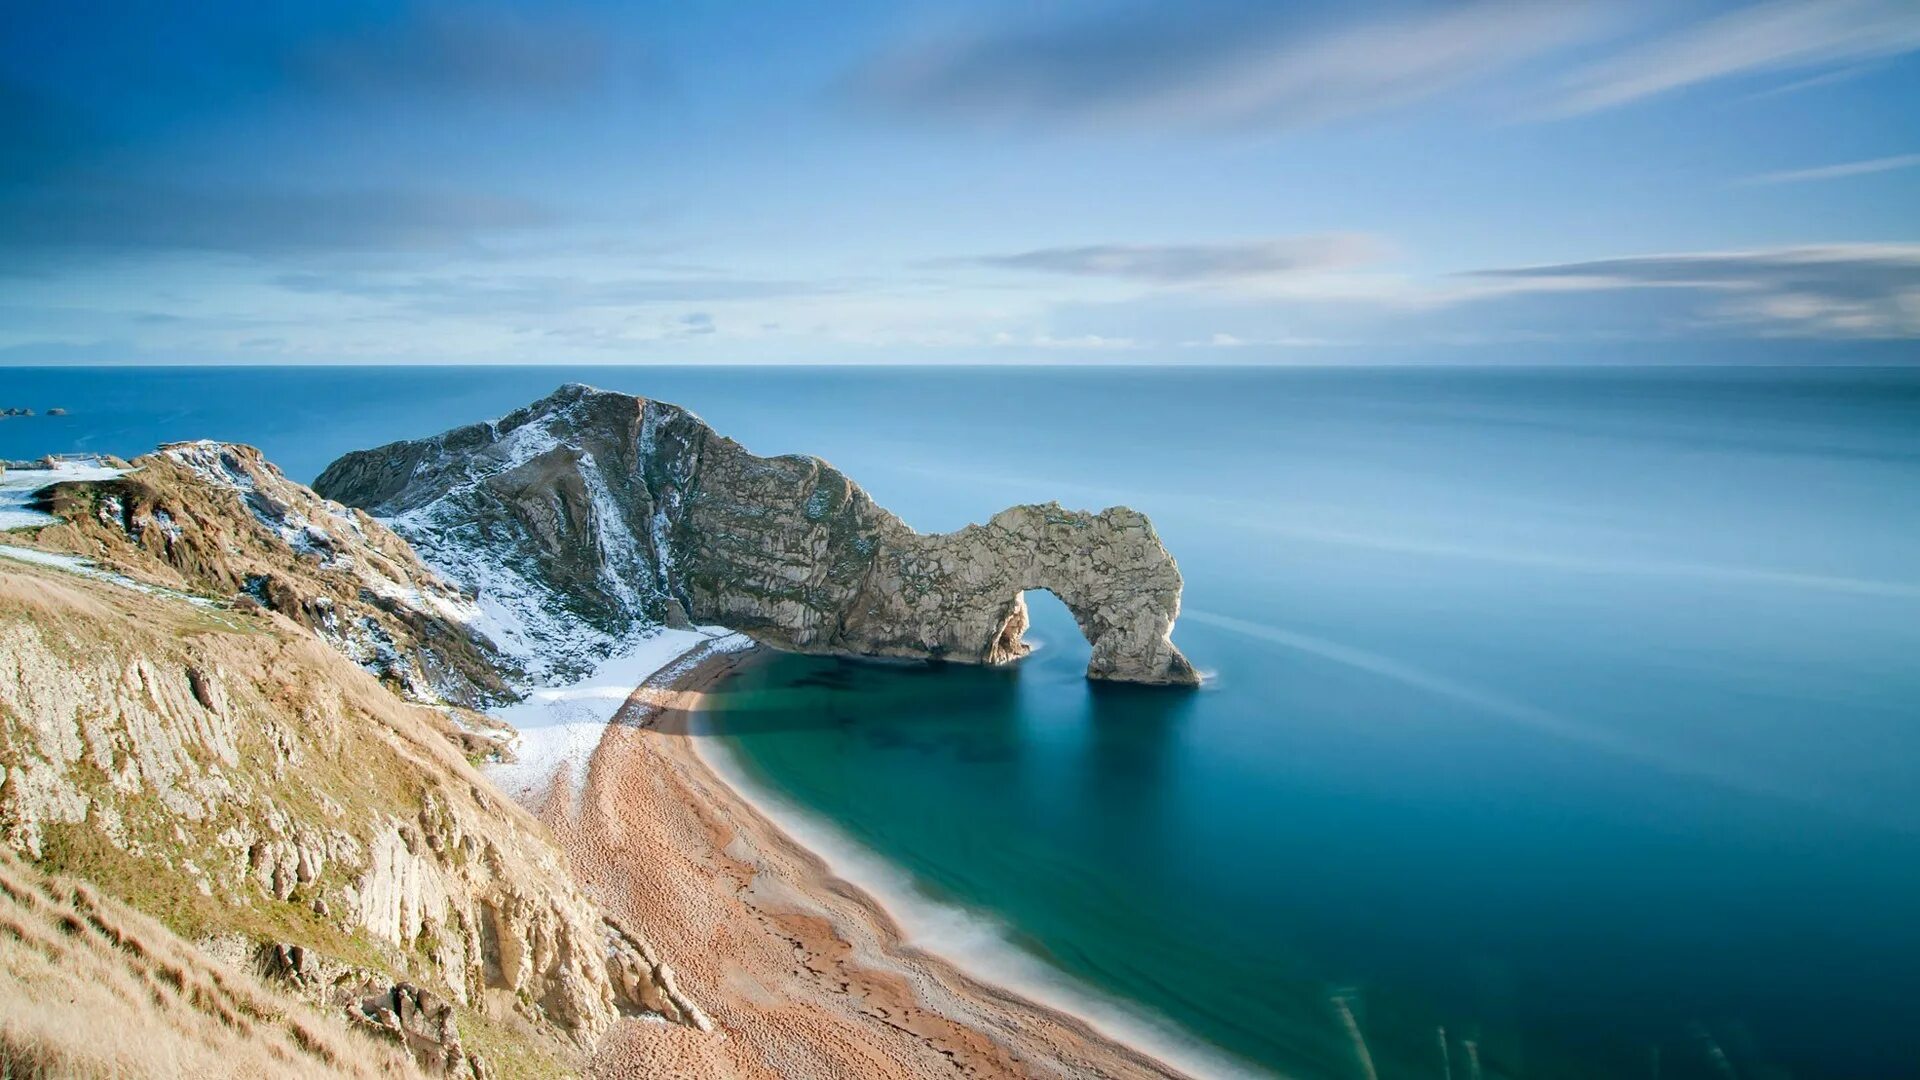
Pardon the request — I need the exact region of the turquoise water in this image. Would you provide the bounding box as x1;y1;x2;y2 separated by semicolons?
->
5;365;1919;1077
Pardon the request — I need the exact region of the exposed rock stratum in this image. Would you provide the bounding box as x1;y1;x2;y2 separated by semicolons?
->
315;384;1199;686
1;447;709;1076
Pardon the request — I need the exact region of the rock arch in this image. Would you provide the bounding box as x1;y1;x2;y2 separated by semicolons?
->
317;386;1201;687
831;504;1200;687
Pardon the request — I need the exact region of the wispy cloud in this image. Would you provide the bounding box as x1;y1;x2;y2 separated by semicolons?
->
1468;244;1920;338
273;271;838;315
1028;241;1920;349
291;4;620;105
1736;153;1920;186
0;184;550;263
939;235;1384;284
851;1;1603;130
1556;0;1920;115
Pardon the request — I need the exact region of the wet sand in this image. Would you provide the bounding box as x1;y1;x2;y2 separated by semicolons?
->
521;643;1190;1079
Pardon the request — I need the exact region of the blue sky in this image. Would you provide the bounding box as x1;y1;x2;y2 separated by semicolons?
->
2;0;1917;364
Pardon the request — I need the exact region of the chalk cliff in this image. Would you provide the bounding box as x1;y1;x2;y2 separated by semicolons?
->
24;441;518;707
1;451;707;1077
315;384;1198;686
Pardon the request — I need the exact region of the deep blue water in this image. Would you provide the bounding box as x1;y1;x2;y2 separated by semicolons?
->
4;365;1919;1078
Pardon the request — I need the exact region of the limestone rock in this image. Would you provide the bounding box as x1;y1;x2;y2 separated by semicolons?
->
317;384;1198;686
348;982;490;1079
0;562;705;1062
23;441;517;707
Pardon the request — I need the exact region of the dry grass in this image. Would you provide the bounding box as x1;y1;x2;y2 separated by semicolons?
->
0;558;586;1079
0;843;423;1079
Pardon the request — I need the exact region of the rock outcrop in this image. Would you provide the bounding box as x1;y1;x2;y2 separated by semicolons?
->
23;441;518;706
316;384;1198;686
0;559;707;1075
0;847;426;1078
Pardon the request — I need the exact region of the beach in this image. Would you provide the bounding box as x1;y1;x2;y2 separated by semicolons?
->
514;641;1192;1079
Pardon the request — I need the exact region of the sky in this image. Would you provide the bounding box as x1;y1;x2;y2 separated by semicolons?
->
2;0;1917;366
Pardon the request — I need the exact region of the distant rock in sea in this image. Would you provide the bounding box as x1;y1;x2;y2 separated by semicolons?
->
317;384;1199;686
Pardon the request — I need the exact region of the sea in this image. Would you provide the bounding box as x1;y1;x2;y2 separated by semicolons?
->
3;364;1917;1079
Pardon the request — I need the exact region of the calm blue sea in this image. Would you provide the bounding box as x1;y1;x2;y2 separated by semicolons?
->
4;365;1918;1078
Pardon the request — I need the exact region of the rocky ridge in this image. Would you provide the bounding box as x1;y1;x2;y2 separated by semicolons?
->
21;441;519;708
0;450;709;1077
316;384;1198;686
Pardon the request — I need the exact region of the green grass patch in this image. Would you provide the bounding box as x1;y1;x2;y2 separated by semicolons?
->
456;1004;579;1080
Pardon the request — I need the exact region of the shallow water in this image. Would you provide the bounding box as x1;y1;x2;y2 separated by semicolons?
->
6;364;1919;1077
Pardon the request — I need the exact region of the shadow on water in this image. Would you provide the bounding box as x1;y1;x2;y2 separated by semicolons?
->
1080;680;1196;804
689;651;1028;738
691;647;1202;745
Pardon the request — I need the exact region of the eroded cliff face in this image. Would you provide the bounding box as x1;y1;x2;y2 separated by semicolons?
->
1;449;711;1076
0;564;707;1076
24;441;518;707
316;384;1198;686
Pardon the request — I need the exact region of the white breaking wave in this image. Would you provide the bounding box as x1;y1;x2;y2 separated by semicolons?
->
691;721;1276;1080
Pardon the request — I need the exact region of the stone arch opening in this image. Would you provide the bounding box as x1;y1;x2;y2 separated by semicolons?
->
985;587;1097;668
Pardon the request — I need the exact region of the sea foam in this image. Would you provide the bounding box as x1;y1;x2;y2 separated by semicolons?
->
690;715;1270;1080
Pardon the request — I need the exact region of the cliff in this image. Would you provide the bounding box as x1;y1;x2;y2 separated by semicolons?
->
0;394;1197;1073
316;384;1198;686
0;452;707;1078
23;441;519;707
0;845;422;1077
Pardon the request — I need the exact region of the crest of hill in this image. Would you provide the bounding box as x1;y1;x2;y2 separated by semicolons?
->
0;453;710;1077
21;441;518;708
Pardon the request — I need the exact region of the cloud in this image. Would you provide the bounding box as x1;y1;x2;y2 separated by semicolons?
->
1736;153;1920;186
1467;244;1920;338
0;184;550;262
0;5;636;268
1555;0;1920;114
850;1;1602;130
941;234;1384;284
272;271;837;315
1028;242;1920;349
1000;332;1139;350
291;4;617;104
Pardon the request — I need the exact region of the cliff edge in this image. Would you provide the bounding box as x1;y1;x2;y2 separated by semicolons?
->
1;449;708;1078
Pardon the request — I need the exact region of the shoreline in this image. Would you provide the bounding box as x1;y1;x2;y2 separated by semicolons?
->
521;641;1221;1079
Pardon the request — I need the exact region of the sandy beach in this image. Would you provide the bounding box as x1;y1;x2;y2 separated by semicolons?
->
517;642;1193;1080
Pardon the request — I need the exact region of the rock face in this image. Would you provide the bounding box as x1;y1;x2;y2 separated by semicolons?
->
0;848;425;1079
0;560;708;1069
25;441;517;706
316;384;1198;686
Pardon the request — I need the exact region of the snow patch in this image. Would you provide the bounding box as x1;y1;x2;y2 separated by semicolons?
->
0;457;127;531
486;627;749;802
577;450;649;615
0;543;219;608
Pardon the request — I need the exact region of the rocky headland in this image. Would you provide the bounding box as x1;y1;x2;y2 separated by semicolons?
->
0;388;1200;1078
0;446;708;1077
316;383;1198;686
